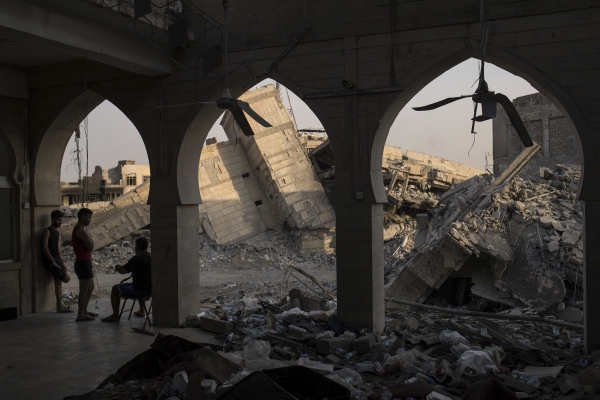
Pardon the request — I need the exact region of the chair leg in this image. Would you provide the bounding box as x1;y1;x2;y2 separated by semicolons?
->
118;298;128;324
142;299;151;326
128;298;137;320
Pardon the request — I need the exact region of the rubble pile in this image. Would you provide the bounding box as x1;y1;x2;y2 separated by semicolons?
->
61;238;142;275
69;283;596;400
386;143;584;322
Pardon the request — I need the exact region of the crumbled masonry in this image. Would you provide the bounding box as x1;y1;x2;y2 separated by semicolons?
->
67;283;594;400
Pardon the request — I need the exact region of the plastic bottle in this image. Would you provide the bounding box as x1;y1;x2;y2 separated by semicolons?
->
355;362;374;372
380;391;393;400
95;300;100;313
408;365;427;375
526;377;540;387
552;326;560;336
415;373;433;384
373;361;386;376
450;345;462;358
335;348;349;358
570;338;582;347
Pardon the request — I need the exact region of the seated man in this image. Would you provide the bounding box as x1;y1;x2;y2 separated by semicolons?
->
101;237;151;322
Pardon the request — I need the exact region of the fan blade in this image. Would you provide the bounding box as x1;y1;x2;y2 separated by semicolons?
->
413;95;472;111
237;101;273;128
494;93;534;147
229;104;256;136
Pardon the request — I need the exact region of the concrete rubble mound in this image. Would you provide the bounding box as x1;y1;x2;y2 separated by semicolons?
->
65;278;595;400
386;143;585;320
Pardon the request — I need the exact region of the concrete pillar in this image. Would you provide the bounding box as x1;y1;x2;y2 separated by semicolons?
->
584;200;600;353
335;193;385;332
150;203;201;327
31;206;59;312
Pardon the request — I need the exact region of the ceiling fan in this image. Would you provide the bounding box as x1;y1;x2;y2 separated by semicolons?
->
412;18;533;148
158;0;272;137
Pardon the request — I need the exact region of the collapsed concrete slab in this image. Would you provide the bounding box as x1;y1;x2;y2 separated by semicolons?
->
384;143;574;310
59;180;150;249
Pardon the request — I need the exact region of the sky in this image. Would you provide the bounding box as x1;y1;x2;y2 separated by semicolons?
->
60;58;539;181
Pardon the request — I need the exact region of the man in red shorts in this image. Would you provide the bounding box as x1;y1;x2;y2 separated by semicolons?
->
72;208;96;322
41;210;72;313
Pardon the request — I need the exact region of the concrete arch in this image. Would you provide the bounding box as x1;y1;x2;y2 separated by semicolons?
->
31;86;152;206
372;43;589;196
175;70;335;205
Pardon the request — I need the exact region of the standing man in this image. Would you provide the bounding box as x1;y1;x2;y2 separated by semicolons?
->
101;237;151;322
72;208;96;322
41;210;72;313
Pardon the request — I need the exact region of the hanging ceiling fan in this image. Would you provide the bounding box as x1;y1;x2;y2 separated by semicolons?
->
412;16;533;148
158;0;272;137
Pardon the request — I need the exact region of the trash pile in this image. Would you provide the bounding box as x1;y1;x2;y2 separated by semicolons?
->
66;281;597;400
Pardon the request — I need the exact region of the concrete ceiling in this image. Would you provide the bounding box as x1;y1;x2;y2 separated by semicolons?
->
0;1;172;75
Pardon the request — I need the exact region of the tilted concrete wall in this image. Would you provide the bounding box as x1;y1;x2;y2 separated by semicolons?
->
198;140;276;245
221;84;335;230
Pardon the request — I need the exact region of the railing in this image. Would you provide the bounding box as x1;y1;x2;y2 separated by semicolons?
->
97;0;247;78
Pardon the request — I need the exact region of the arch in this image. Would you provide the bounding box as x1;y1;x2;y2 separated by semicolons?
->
372;42;589;198
31;86;152;206
175;69;337;205
32;89;104;206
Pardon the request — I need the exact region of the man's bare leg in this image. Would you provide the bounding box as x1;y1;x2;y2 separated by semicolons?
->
55;274;73;313
76;278;92;320
101;285;121;322
84;279;95;316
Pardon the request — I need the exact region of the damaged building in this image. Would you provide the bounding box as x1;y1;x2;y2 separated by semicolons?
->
385;93;584;321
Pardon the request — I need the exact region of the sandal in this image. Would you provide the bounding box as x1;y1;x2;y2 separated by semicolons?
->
57;309;74;313
86;312;99;317
75;316;95;322
101;316;118;323
134;311;145;318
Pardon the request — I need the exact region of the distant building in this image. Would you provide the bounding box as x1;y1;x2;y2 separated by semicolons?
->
493;93;581;175
60;160;150;205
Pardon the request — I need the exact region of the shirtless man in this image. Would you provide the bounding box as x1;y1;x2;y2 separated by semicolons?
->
72;208;96;322
41;210;72;313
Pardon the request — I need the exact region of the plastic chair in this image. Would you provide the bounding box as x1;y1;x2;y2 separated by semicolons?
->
117;274;152;323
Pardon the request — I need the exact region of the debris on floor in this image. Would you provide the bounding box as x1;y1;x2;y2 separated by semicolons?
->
65;277;595;400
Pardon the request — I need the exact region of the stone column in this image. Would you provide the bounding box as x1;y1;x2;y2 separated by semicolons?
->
335;200;385;332
31;205;59;312
584;200;600;353
150;203;201;327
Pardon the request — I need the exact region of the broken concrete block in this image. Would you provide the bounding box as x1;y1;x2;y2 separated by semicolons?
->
199;317;234;334
352;334;376;354
558;374;583;395
287;325;309;340
539;216;555;228
289;288;327;312
563;307;583;322
316;337;353;355
324;355;340;364
561;230;581;245
548;241;560;252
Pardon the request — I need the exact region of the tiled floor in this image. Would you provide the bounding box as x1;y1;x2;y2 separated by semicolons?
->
0;298;218;400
